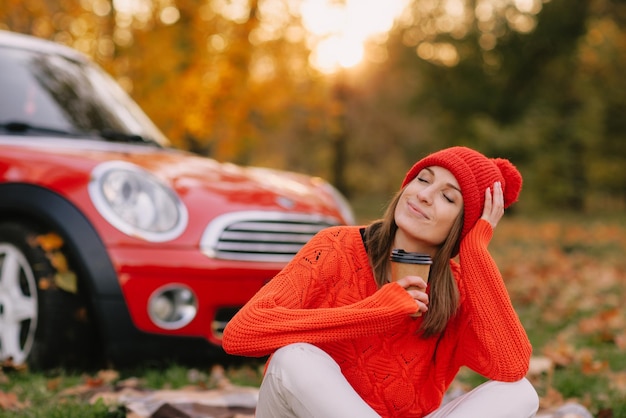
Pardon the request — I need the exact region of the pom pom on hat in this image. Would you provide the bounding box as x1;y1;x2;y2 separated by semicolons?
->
401;147;522;241
493;158;522;207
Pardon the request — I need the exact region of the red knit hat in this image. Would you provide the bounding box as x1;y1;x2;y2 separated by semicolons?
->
401;146;522;241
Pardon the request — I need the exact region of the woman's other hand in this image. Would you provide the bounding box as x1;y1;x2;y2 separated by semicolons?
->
481;181;505;229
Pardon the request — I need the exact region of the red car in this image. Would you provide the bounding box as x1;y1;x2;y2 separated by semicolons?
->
0;30;354;369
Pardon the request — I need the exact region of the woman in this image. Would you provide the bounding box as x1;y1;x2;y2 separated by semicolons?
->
222;146;539;417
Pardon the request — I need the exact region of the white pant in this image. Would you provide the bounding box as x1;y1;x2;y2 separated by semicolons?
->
256;343;539;418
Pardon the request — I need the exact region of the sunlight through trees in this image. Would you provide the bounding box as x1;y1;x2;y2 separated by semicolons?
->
2;0;625;212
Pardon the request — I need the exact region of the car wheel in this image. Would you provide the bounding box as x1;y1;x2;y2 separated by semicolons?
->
0;222;99;369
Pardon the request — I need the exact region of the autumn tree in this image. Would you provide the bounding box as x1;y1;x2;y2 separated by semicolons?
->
2;0;626;212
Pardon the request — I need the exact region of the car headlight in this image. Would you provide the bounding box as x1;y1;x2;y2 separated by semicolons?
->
88;161;188;242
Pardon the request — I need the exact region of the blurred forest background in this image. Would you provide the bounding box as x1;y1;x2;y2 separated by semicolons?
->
1;0;625;219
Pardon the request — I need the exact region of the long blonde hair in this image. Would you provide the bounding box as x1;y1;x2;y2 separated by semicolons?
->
362;189;463;337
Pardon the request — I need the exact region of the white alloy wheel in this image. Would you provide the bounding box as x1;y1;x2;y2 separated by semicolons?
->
0;243;38;365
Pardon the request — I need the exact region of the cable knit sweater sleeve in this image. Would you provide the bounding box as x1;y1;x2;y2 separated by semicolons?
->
221;226;418;357
454;219;532;381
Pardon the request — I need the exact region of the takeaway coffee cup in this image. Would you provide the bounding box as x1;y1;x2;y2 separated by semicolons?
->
389;249;432;284
390;249;432;316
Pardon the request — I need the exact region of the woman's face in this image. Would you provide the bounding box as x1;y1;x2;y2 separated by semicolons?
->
394;166;463;254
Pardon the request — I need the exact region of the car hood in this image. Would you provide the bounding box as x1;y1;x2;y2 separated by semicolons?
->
1;136;345;221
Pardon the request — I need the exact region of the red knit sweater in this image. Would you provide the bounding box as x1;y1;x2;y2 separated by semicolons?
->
222;220;532;417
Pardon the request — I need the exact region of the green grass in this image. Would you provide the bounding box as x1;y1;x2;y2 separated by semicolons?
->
0;362;264;418
0;371;124;418
0;401;124;418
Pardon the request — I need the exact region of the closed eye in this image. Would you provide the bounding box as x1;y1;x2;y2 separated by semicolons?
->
443;189;462;204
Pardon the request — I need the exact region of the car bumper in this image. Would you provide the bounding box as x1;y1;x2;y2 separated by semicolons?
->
108;246;282;346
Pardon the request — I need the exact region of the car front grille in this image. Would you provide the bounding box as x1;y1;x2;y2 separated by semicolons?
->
200;211;341;263
212;307;240;338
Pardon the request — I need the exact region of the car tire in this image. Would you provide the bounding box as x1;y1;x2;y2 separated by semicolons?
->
0;222;100;370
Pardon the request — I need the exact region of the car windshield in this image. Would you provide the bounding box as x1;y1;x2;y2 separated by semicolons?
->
0;44;169;146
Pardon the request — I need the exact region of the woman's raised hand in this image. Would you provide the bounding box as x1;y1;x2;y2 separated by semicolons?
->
481;181;505;229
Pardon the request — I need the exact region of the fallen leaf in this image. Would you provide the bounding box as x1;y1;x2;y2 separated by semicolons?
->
578;349;608;375
0;390;26;411
615;332;626;350
54;271;78;293
543;338;576;367
540;387;564;410
609;371;626;395
117;377;144;389
528;356;554;376
86;377;105;388
0;357;27;373
47;376;63;391
35;232;64;251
